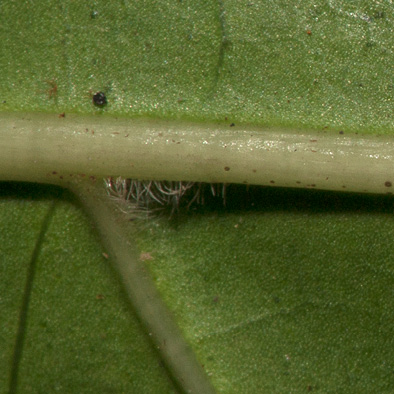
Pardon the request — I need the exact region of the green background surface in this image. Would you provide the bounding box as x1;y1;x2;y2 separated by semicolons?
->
1;0;394;132
1;0;394;392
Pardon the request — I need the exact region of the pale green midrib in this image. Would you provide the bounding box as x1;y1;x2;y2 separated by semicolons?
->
1;111;394;195
72;180;216;394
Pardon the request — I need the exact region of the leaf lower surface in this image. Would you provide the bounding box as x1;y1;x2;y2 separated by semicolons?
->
1;0;394;393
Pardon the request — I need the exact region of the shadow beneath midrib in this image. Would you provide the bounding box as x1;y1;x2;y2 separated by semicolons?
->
8;198;58;394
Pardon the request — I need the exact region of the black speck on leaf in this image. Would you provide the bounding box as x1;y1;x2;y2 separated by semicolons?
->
93;92;107;107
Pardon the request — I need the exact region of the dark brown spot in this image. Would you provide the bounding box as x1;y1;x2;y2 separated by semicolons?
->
296;181;301;184
339;130;344;135
224;166;230;171
270;180;275;184
52;171;57;175
252;169;257;173
230;123;235;127
309;139;317;142
385;181;392;187
93;92;107;107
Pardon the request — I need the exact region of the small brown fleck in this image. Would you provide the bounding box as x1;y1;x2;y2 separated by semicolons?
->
45;79;58;99
230;123;235;127
52;171;57;175
306;29;312;35
385;181;392;187
339;130;344;135
270;180;275;184
296;181;301;184
58;112;65;118
96;294;104;300
252;169;257;173
102;252;109;259
140;252;153;261
309;139;317;142
224;166;230;171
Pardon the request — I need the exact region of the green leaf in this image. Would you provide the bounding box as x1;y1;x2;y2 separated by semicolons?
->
134;189;394;392
1;0;394;133
2;0;394;393
0;184;177;393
